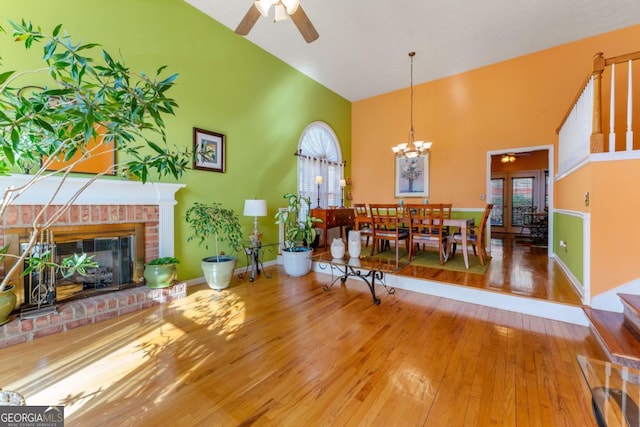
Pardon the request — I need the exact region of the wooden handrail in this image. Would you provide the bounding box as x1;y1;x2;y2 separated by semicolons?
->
605;50;640;66
556;51;640;143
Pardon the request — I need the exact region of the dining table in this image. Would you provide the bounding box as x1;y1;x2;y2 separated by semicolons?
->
357;207;476;269
442;218;476;269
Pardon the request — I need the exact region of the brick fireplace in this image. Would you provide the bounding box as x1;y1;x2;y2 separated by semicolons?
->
0;174;186;348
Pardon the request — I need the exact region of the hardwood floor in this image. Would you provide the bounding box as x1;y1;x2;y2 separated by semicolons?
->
0;241;604;426
397;235;583;305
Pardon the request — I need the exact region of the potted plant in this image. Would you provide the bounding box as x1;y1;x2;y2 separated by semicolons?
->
144;257;180;289
185;202;243;290
274;193;322;277
0;20;190;320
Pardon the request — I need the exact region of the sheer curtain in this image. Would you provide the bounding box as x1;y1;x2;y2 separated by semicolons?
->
297;122;343;218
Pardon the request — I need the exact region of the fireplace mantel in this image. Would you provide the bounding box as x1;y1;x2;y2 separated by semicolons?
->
0;174;185;257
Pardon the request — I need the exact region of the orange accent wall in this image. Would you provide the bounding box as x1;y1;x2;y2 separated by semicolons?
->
590;160;640;295
352;24;640;208
556;165;591;213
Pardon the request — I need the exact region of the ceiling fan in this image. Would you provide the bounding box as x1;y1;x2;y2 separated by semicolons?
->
499;152;532;163
235;0;319;43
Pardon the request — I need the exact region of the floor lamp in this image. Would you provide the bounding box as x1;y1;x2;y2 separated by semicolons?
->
244;199;267;245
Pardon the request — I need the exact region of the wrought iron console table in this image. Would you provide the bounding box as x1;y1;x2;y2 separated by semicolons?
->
313;252;406;305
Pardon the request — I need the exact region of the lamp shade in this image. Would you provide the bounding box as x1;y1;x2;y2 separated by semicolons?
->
244;199;267;217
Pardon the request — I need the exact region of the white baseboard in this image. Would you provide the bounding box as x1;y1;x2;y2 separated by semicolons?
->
552;253;586;303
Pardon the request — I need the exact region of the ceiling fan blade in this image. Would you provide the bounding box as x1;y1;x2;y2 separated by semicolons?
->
235;4;261;36
289;5;319;43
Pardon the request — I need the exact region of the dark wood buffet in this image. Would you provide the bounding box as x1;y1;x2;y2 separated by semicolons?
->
310;208;355;248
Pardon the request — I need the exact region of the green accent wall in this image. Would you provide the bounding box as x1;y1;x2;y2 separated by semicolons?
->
1;1;352;280
553;212;584;286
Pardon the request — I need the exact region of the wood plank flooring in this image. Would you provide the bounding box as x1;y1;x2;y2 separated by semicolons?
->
397;235;583;305
0;252;604;426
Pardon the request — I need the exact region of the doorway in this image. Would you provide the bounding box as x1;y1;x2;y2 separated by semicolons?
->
487;148;552;252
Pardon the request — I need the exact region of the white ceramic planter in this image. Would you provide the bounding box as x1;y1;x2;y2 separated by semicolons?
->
282;248;313;277
201;255;237;290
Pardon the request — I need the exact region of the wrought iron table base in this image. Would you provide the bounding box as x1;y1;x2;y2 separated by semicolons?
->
320;263;395;305
238;243;277;282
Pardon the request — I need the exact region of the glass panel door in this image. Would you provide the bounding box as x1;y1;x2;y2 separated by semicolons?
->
490;177;505;229
509;175;535;233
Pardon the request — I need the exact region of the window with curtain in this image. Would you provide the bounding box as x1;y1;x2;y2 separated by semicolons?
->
297;122;343;218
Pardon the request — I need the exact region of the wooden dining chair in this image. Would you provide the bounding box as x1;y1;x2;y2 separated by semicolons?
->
406;204;449;265
369;203;409;262
352;203;372;247
450;204;494;266
442;203;452;234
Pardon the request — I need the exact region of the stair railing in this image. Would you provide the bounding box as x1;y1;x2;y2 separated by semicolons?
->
557;51;640;177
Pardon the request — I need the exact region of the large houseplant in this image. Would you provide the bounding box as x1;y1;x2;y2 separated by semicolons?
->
185;202;243;290
274;193;322;277
0;20;190;320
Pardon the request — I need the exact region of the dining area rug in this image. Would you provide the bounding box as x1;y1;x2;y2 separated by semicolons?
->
375;247;490;274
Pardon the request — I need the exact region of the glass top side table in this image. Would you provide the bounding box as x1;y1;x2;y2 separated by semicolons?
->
577;354;640;426
238;241;279;282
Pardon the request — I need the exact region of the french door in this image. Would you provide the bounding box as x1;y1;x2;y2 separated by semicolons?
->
490;172;539;233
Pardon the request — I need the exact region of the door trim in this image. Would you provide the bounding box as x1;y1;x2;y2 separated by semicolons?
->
486;144;554;257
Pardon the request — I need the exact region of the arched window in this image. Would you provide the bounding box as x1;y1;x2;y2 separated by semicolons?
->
297;122;343;214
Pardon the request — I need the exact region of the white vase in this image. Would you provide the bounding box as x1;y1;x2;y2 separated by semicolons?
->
331;238;345;259
348;230;361;258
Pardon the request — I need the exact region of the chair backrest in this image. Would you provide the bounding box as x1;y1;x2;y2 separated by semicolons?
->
478;204;494;235
442;203;452;219
353;203;368;217
369;204;403;232
406;204;445;237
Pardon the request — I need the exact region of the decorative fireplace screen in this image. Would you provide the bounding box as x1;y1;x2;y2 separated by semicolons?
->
53;235;135;299
4;223;145;314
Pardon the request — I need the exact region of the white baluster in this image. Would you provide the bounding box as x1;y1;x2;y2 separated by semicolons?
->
609;63;616;152
627;59;634;151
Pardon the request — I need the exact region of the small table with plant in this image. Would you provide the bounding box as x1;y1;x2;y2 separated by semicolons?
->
313;252;405;305
238;241;279;282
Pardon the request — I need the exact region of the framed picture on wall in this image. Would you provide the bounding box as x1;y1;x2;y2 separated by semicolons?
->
193;127;225;173
395;153;429;197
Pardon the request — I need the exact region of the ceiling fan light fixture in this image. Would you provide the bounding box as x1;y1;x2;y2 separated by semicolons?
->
236;0;319;43
501;153;516;163
281;0;300;14
274;4;288;21
254;0;272;17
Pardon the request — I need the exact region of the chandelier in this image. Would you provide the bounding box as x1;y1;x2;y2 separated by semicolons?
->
392;52;432;158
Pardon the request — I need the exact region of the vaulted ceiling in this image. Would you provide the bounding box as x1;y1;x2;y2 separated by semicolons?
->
186;0;640;101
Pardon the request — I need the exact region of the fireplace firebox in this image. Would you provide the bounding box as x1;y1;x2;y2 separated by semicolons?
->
4;223;145;313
